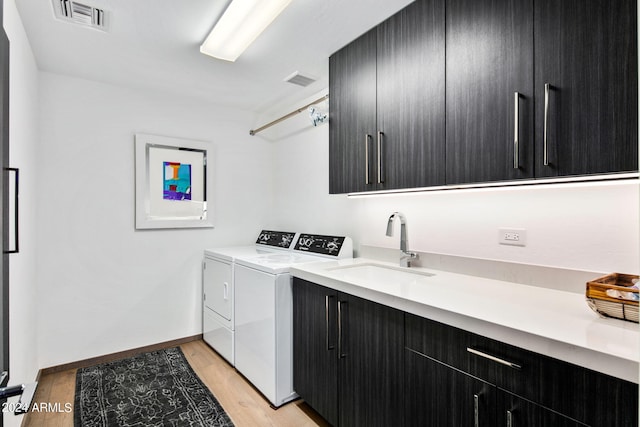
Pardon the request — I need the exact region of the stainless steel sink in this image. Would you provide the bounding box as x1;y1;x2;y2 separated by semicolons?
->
326;263;434;286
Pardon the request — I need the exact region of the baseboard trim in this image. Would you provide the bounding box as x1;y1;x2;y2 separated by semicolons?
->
38;334;203;376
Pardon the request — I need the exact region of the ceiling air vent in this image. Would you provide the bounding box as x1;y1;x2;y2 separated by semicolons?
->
51;0;107;31
284;71;317;87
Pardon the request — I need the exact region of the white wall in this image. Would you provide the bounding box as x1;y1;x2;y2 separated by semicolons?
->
350;180;639;273
265;98;354;236
269;98;639;274
4;0;40;425
35;72;272;368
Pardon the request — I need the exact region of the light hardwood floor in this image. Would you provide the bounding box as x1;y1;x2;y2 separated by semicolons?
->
22;340;328;427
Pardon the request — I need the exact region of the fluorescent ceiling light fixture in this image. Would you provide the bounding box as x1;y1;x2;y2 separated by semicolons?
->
200;0;293;62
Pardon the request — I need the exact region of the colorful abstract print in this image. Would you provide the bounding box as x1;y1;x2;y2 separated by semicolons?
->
163;161;192;201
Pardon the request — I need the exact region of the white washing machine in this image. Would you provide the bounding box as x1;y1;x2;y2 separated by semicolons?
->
234;233;353;407
203;230;297;365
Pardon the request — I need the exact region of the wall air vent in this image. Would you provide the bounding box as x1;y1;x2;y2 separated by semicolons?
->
51;0;107;31
284;71;317;87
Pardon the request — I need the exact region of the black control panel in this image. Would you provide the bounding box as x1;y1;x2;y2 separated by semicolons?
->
256;230;296;249
294;234;346;256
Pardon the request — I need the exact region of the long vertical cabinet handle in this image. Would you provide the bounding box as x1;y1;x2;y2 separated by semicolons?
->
337;300;347;358
506;410;513;427
4;168;18;254
513;92;520;169
474;394;480;427
325;295;335;350
377;131;384;184
543;83;550;166
364;134;372;184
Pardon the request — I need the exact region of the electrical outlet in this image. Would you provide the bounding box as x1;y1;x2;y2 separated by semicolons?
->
499;228;526;246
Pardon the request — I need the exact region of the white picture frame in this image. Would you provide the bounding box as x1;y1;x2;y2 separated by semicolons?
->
134;133;213;229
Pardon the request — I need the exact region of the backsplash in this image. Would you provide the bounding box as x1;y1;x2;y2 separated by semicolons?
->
269;118;639;275
360;245;603;294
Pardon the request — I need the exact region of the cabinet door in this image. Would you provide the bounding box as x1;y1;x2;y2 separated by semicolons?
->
534;0;638;177
405;349;497;426
376;0;446;190
292;278;338;426
0;27;8;387
329;29;377;194
446;0;534;184
498;391;586;427
338;293;404;427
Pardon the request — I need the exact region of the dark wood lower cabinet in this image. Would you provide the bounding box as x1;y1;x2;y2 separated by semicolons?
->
405;314;637;427
405;349;496;427
406;349;587;427
537;354;639;427
294;282;637;427
292;279;338;425
498;390;586;427
292;278;404;427
337;292;404;427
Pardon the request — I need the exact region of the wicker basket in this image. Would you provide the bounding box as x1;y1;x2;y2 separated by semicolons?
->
586;273;639;323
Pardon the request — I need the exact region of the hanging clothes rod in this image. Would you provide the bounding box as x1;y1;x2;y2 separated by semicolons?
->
249;94;329;136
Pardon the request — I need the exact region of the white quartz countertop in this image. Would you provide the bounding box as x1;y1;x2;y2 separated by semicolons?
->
290;257;639;383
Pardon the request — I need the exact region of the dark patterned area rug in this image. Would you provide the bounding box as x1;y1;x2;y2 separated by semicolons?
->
74;347;234;427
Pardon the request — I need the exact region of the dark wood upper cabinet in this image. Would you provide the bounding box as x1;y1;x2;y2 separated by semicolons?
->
329;29;377;194
329;0;445;193
328;0;637;193
534;0;638;177
376;0;446;190
446;0;534;184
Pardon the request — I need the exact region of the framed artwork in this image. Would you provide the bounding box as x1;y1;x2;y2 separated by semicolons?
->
135;134;213;229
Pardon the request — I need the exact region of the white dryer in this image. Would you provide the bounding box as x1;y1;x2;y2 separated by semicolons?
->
203;230;297;365
234;233;353;407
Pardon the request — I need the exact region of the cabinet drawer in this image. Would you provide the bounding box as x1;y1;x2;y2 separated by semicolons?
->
537;353;638;427
405;313;539;401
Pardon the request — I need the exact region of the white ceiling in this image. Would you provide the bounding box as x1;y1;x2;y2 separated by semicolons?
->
16;0;414;114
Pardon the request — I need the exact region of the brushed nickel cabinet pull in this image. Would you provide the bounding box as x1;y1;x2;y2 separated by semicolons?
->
514;92;520;169
364;134;372;184
377;131;384;184
474;394;480;427
467;347;522;370
543;83;550;166
337;300;347;358
507;410;513;427
325;295;335;350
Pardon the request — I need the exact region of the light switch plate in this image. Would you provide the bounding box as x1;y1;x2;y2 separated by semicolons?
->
499;228;526;246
